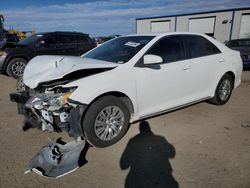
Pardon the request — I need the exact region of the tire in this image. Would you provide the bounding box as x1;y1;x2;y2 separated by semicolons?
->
6;58;27;79
82;96;130;148
210;74;233;105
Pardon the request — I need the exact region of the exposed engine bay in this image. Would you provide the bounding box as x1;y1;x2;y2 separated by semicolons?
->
10;86;86;139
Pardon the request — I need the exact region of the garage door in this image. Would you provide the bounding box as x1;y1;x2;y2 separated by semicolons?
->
151;20;171;33
189;17;215;36
239;14;250;38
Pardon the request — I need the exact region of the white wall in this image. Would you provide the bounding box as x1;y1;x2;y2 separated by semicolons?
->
137;17;176;33
136;8;250;43
232;10;250;39
176;12;232;42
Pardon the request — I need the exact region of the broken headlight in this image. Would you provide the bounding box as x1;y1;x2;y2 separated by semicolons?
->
26;87;77;111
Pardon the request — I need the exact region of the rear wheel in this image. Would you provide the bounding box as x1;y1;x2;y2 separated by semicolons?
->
82;96;130;148
210;74;233;105
6;58;27;79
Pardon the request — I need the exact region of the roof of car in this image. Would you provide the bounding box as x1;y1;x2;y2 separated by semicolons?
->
123;32;204;37
36;31;89;35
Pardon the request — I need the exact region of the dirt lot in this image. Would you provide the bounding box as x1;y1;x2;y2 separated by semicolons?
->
0;72;249;188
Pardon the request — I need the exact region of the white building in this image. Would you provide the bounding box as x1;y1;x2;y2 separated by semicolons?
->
136;7;250;43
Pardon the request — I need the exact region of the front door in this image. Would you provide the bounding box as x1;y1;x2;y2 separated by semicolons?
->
134;36;189;118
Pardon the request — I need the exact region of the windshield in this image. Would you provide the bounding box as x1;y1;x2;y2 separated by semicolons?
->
18;34;44;45
85;36;155;63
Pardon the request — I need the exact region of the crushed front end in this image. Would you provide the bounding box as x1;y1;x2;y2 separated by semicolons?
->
10;86;86;139
9;85;90;178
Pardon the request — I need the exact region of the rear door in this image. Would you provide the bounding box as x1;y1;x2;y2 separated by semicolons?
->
57;34;78;55
182;35;223;101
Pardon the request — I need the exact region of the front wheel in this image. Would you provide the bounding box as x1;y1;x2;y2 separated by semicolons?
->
210;74;233;105
82;96;130;148
6;58;27;79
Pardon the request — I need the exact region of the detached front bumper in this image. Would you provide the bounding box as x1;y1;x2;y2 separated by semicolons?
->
9;90;86;139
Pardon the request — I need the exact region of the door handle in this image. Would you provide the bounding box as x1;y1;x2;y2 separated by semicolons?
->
182;64;191;71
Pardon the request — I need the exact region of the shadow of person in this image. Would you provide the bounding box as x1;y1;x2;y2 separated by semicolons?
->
120;121;179;188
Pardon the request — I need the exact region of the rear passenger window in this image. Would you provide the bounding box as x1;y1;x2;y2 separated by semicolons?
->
77;35;89;43
147;36;185;63
43;35;58;45
184;35;221;58
42;35;58;48
59;35;76;44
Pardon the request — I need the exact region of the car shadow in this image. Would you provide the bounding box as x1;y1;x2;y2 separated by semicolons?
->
120;121;179;188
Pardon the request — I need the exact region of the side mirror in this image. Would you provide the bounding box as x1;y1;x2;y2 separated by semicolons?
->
143;54;163;65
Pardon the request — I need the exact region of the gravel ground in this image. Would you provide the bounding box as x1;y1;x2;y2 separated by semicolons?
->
0;72;249;188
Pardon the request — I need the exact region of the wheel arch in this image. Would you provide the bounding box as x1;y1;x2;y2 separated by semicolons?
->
86;91;135;117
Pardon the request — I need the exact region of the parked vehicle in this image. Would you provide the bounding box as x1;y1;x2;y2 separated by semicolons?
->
226;38;250;69
94;34;120;45
0;31;96;79
10;32;242;148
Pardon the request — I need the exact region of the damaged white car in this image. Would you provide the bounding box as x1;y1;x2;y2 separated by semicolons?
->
10;32;242;149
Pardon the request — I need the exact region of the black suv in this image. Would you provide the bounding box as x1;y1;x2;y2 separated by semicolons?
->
226;38;250;69
0;31;96;78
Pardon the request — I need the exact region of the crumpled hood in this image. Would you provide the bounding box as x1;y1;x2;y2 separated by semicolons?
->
23;55;119;89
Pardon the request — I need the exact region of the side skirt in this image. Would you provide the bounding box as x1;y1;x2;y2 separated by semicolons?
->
134;97;211;123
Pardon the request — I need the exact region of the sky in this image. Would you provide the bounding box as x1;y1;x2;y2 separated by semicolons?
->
1;0;250;37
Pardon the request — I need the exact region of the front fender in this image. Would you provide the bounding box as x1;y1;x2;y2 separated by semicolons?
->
64;67;138;116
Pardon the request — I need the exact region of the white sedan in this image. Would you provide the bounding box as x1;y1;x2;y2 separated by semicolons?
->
11;32;242;148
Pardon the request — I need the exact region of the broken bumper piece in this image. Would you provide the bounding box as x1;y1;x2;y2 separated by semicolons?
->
25;138;89;178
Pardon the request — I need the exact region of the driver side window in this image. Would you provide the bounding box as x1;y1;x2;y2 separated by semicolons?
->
147;36;185;63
